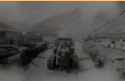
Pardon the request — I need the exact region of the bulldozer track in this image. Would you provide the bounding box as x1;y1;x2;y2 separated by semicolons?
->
47;54;56;70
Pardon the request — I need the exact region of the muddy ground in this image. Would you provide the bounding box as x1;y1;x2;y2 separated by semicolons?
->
0;41;124;81
18;41;121;81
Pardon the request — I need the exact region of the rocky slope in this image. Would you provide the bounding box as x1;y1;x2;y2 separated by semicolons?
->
0;22;13;31
33;2;125;35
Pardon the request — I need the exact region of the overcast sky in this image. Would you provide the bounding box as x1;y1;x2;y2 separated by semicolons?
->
0;1;121;24
0;2;82;24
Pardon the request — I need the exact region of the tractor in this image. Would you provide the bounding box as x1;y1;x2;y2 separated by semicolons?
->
47;37;79;73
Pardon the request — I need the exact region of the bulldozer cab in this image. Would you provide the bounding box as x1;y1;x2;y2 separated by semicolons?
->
54;37;75;50
47;37;79;71
53;37;75;65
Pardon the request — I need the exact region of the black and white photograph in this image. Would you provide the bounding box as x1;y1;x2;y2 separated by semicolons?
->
0;1;125;81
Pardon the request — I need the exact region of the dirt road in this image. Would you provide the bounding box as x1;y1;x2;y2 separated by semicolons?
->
22;41;120;81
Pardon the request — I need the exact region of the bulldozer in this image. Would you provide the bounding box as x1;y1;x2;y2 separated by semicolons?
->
47;37;79;73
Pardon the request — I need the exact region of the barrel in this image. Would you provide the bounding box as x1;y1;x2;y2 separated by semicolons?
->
115;44;123;50
101;42;110;48
121;46;125;51
110;44;116;49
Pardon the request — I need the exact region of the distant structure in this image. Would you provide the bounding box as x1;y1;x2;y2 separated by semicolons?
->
94;32;125;39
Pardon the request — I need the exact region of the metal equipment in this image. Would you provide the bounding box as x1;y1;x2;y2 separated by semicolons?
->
47;37;79;73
